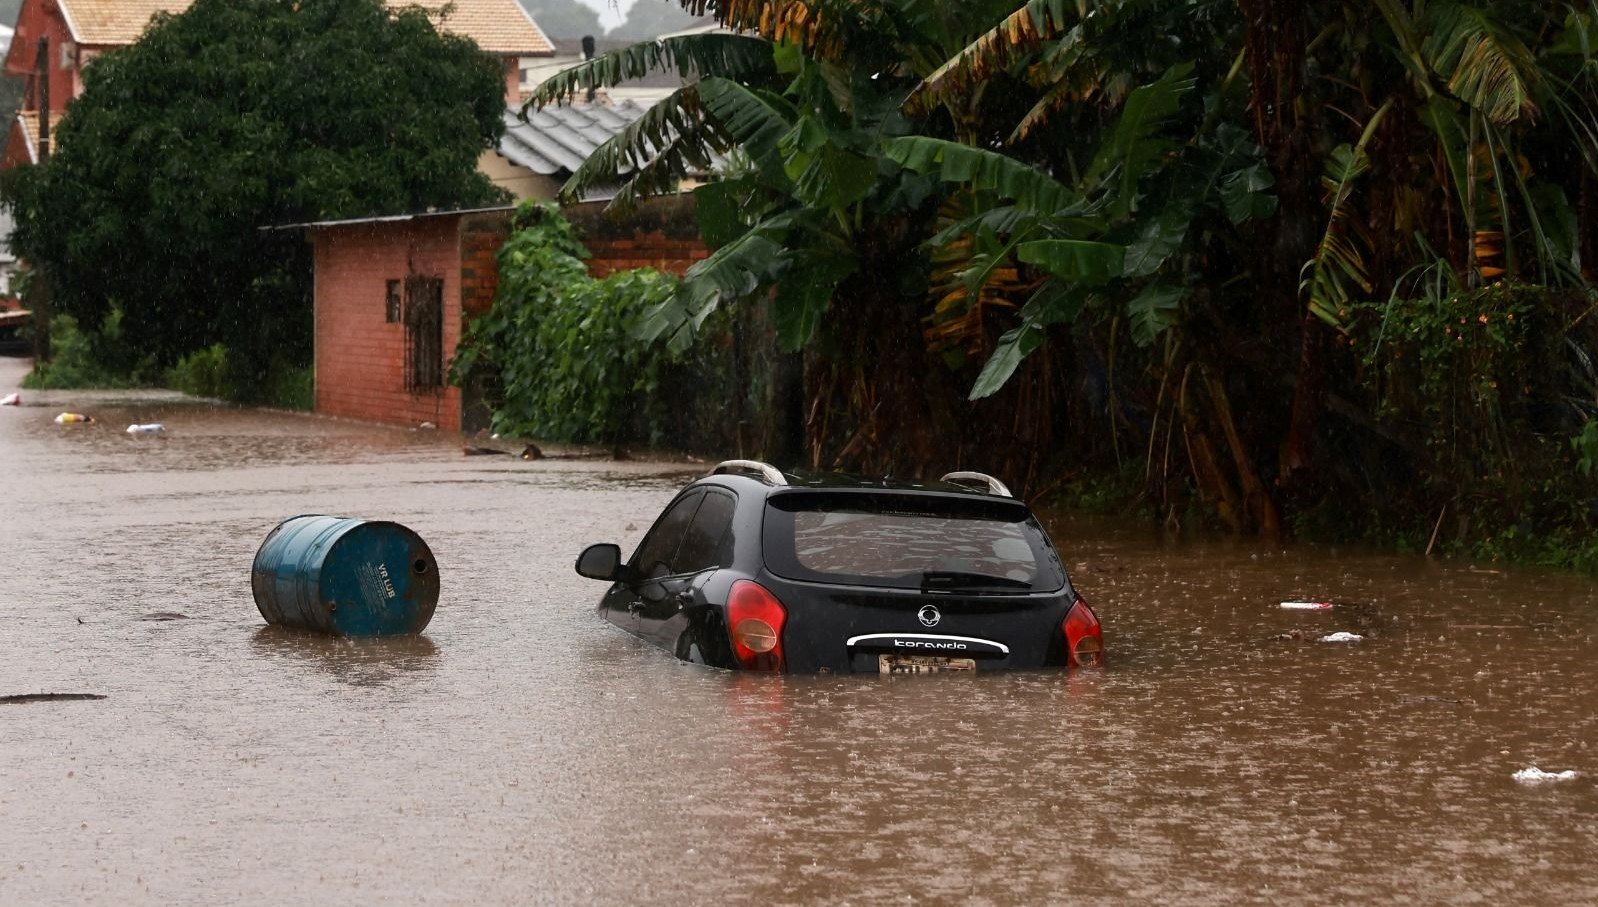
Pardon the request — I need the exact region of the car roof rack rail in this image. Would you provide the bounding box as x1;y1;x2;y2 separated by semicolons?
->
940;471;1013;498
711;459;788;486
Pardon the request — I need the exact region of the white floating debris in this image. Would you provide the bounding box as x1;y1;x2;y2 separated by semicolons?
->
1513;767;1578;784
1318;631;1364;643
418;421;437;430
0;392;19;406
1281;601;1333;610
126;423;165;435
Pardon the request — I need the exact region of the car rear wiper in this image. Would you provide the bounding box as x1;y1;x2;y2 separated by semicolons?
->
919;570;1031;591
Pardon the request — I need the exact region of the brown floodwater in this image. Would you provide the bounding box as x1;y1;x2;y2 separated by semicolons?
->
2;356;1594;905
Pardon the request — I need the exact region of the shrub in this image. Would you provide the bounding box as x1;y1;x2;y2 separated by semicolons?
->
164;343;233;399
452;203;682;445
22;308;154;389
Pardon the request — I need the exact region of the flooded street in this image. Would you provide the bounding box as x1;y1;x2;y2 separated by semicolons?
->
2;354;1595;905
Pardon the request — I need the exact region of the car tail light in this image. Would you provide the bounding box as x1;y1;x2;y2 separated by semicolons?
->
728;580;787;672
1063;597;1103;668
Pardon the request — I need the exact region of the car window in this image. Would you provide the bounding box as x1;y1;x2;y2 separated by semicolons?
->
675;490;736;575
631;491;703;580
762;491;1067;592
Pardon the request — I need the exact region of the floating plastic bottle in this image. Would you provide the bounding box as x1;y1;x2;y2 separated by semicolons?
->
53;412;93;424
126;423;165;435
1318;631;1364;643
1512;767;1578;784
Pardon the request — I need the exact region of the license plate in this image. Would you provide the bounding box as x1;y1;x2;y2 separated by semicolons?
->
879;654;977;675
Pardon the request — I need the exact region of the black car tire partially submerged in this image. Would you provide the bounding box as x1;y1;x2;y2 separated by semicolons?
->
576;461;1104;674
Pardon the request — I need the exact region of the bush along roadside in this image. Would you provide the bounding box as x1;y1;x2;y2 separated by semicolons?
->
24;308;312;410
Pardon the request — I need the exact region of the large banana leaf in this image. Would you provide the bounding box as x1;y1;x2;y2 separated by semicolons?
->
773;249;857;350
967;283;1087;399
697;77;800;182
1300;101;1393;327
1125;281;1183;346
884;136;1078;213
1015;239;1125;284
1423;1;1539;125
635;213;796;353
778;115;878;211
523;34;776;109
1082;63;1196;219
556;86;726;209
905;0;1096;115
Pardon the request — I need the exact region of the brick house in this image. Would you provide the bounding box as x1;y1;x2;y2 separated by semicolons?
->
298;207;513;433
299;197;708;432
1;0;554;168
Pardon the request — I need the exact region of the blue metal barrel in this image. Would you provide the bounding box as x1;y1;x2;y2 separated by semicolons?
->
251;515;439;636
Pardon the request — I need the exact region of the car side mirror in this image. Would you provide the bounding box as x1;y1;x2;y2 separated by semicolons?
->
575;543;624;581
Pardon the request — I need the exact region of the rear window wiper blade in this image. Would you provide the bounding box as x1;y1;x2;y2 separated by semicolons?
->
919;570;1031;591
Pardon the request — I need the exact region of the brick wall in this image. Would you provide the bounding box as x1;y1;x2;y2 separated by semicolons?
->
459;211;511;317
563;195;710;278
312;217;466;431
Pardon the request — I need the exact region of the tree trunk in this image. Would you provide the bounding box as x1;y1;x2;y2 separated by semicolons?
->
1236;0;1322;525
804;232;939;477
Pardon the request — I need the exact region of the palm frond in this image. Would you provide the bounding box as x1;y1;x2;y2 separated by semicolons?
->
523;34;776;110
884;136;1078;213
1083;63;1197;219
635;212;796;353
905;0;1095;116
697;77;799;179
1424;1;1539;124
558;86;726;209
1015;239;1124;284
967;283;1087;400
678;0;869;62
923;195;1039;357
1300;101;1393;327
1008;33;1106;143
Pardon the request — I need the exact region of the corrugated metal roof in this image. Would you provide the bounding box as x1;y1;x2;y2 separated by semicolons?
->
497;100;652;176
268;205;515;232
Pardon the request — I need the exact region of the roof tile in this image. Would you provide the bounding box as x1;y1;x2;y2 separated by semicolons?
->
15;110;68;162
59;0;552;54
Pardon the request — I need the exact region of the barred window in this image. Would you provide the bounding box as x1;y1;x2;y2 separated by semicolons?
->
404;275;444;393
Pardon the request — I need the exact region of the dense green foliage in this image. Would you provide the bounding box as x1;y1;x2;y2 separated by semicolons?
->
527;0;1598;567
2;0;507;397
164;344;234;400
452;204;682;444
24;310;313;408
21;310;147;390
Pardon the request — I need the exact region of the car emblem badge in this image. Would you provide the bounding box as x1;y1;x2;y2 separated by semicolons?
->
917;605;941;628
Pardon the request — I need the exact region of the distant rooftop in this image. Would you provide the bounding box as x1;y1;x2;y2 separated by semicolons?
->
498;99;653;176
11;0;554;53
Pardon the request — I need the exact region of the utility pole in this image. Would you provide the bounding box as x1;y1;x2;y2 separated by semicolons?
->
29;37;52;361
582;35;596;103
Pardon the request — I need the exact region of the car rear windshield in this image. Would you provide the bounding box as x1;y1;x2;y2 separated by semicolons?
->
762;491;1067;593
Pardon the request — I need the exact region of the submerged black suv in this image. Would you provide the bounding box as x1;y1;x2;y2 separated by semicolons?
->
575;461;1103;674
